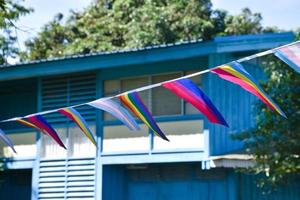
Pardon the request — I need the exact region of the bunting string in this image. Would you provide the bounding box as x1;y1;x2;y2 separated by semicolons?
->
0;40;299;124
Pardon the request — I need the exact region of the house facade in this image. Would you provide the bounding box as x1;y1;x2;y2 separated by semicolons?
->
0;32;299;200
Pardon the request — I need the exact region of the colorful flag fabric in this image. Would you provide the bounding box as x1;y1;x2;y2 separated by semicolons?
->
275;43;300;73
27;115;66;149
58;107;97;146
163;78;228;127
16;118;55;138
119;92;169;141
16;118;40;130
211;62;286;118
0;128;16;153
88;98;140;131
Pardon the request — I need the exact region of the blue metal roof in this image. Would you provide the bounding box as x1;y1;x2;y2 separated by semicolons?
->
0;32;294;81
0;38;205;69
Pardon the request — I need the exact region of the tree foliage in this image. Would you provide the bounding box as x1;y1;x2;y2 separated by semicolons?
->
0;0;32;64
224;8;263;35
22;0;269;61
235;55;300;189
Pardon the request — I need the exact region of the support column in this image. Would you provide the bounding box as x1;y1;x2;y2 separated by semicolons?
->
31;77;42;200
95;71;104;200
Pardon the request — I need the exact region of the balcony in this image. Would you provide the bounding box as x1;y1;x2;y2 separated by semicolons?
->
101;115;209;165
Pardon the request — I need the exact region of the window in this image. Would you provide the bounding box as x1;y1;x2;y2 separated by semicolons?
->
151;73;181;116
103;71;202;119
102;71;204;152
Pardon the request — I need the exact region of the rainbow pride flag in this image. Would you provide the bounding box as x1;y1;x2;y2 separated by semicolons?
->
88;98;140;131
58;107;97;146
211;62;286;117
16;118;56;138
16;118;40;130
27;115;66;149
0;128;16;153
275;43;300;73
163;78;228;127
119;92;169;141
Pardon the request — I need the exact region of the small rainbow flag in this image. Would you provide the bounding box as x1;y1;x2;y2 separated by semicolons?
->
27;115;66;149
16;118;55;137
58;107;97;146
163;78;228;127
0;128;16;153
119;92;169;141
16;118;41;130
88;98;140;131
275;43;300;73
211;62;286;117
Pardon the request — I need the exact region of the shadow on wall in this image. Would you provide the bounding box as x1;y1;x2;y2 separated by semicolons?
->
0;169;32;200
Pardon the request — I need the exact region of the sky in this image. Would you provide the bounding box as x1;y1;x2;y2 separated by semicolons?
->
14;0;300;52
212;0;300;30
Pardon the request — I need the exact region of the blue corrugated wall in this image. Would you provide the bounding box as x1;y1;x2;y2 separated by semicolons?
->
103;165;127;200
103;164;235;200
239;173;300;200
205;53;263;155
102;164;300;200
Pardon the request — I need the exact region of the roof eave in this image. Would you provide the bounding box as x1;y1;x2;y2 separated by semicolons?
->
0;32;295;82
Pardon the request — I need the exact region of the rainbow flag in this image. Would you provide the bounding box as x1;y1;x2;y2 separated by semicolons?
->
16;118;41;130
16;118;55;137
0;128;16;153
58;107;97;146
211;62;286;118
88;98;140;131
275;43;300;73
119;92;169;141
163;78;228;127
27;115;66;149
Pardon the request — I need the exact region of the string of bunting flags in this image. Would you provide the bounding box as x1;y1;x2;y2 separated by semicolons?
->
0;40;299;153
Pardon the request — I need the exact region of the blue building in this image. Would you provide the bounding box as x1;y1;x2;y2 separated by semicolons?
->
0;32;299;200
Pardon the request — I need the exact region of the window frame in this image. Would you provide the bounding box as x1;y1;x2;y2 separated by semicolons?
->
102;70;203;123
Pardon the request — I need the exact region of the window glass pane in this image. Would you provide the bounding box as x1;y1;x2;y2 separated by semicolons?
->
121;76;148;91
103;80;120;120
121;76;150;108
152;73;182;116
104;80;119;96
189;75;201;85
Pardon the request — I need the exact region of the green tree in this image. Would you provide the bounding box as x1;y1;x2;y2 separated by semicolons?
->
22;0;265;61
0;0;32;64
235;55;300;189
223;8;262;35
